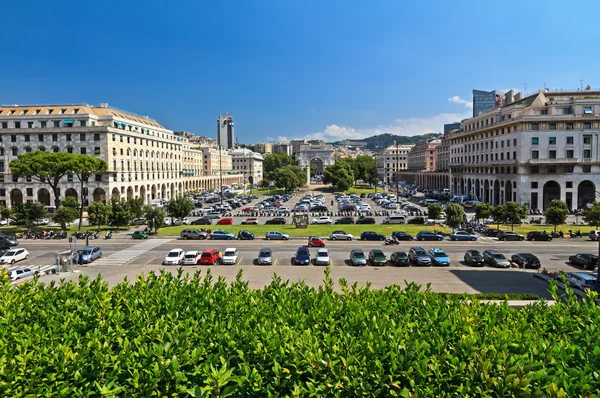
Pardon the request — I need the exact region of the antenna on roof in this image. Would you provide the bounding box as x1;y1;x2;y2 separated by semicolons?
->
524;83;527;95
580;79;584;91
222;101;226;114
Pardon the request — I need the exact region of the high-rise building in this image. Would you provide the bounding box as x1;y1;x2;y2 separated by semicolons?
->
443;122;461;134
472;89;503;117
216;113;234;149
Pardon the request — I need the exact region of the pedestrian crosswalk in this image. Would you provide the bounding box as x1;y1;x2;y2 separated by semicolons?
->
92;239;172;267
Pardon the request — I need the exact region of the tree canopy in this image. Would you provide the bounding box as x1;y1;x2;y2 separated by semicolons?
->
87;202;112;230
69;155;107;230
584;202;600;228
323;162;354;192
427;204;443;221
544;200;569;232
109;198;132;229
166;197;194;221
474;203;494;222
143;205;166;233
274;165;305;193
444;203;465;229
12;202;48;232
52;206;79;231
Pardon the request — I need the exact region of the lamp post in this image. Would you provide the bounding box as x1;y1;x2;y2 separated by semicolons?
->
250;151;254;196
395;141;399;203
585;194;600;291
219;146;224;206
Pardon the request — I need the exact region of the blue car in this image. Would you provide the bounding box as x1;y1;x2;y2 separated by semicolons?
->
449;230;478;241
79;246;102;264
295;247;311;265
428;248;450;266
416;231;444;241
209;229;236;240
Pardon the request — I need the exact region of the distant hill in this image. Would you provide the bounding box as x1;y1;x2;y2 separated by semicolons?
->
332;133;440;150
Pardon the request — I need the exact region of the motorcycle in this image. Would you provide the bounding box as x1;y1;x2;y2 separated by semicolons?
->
105;231;113;239
550;231;563;238
384;236;400;245
568;229;582;238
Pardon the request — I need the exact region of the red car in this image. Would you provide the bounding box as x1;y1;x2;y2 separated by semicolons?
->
200;249;221;265
308;236;326;247
217;217;233;225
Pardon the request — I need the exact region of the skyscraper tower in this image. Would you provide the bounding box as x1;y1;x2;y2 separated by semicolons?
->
217;113;234;149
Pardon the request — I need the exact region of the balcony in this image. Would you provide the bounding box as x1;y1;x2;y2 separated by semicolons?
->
527;158;582;164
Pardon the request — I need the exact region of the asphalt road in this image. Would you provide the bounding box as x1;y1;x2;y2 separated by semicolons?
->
8;236;599;298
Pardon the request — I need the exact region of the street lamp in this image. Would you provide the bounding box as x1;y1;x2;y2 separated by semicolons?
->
219;145;224;206
395;141;399;203
585;193;600;292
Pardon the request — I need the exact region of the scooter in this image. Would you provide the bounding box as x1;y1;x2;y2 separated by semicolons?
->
384;237;400;245
568;229;582;238
105;231;112;239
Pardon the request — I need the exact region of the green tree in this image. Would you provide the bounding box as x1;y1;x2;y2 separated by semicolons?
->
126;197;145;220
323;162;354;192
87;201;112;231
504;201;528;231
355;155;378;184
274;165;306;193
108;198;132;229
12;202;48;233
52;206;79;231
372;177;379;193
61;196;80;211
310;163;317;178
474;203;494;223
0;205;12;225
427;204;443;221
492;204;506;230
584;202;600;228
263;152;296;185
9;151;74;208
69;155;108;231
445;203;465;229
166;197;194;223
544;200;569;232
143;205;166;234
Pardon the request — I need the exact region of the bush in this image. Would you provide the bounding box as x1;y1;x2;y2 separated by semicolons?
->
0;269;598;396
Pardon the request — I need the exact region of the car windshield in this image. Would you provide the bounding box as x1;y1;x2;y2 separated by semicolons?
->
317;251;328;257
168;252;180;257
259;251;271;257
493;254;506;259
81;249;92;255
434;252;447;257
201;253;212;257
353;252;364;258
185;254;196;259
395;252;407;258
224;251;235;256
415;250;426;256
297;249;308;256
4;251;15;256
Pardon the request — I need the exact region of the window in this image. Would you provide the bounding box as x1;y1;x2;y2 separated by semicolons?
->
584;122;591;129
567;150;574;158
67;173;73;182
94;147;101;155
531;137;539;145
531;182;538;189
112;134;116;141
80;120;87;127
540;109;548;115
52;134;58;141
531;150;539;159
567;122;573;130
95;174;102;182
11;148;17;156
38;134;44;142
120;135;123;143
563;108;571;115
548;166;556;174
10;135;16;142
584;106;592;114
566;181;573;188
584;149;591;158
531;166;539;174
66;147;73;154
14;122;21;128
531;123;539;130
583;165;592;173
80;148;87;155
54;121;60;128
549;150;556;159
566;166;574;173
24;135;30;142
549;137;556;145
26;188;33;196
52;147;59;153
1;122;6;128
501;141;504;148
548;123;556;130
79;133;86;141
93;133;101;141
25;147;31;153
28;121;34;128
40;121;46;128
566;136;574;145
120;148;124;155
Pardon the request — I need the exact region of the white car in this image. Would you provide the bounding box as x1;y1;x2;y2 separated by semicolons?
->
359;205;372;211
163;248;185;265
7;267;38;281
183;251;201;265
329;230;353;241
278;207;290;213
0;219;9;226
0;248;29;264
221;248;238;265
311;216;332;224
315;248;330;265
33;218;50;226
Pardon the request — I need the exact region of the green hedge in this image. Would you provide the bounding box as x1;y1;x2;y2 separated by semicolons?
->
1;269;598;396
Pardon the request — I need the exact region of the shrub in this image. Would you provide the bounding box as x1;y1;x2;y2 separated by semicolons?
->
0;269;597;396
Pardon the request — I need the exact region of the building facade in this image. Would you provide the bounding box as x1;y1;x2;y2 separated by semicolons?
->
0;103;242;207
407;138;441;172
450;89;600;210
272;142;292;156
376;144;413;183
253;143;273;154
473;89;502;117
231;148;264;185
217;113;235;149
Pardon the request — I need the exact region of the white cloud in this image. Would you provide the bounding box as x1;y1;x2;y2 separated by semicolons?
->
448;95;473;109
265;136;274;142
276;136;289;142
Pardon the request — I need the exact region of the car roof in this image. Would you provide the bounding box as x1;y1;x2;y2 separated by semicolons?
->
429;248;445;253
566;272;597;280
370;249;384;254
577;253;596;257
515;253;537;258
185;251;200;255
351;249;363;253
466;249;481;254
224;247;236;252
259;248;271;253
484;250;501;254
394;251;407;255
201;249;216;254
411;247;425;252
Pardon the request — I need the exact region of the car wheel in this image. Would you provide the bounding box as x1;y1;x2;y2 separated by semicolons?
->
361;237;365;241
471;237;476;241
347;237;351;241
438;237;442;241
266;236;271;240
409;237;413;241
25;254;29;259
183;236;188;240
502;237;507;241
284;237;288;240
331;236;336;240
520;237;524;241
11;260;15;264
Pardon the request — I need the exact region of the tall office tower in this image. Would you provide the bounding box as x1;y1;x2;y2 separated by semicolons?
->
217;113;234;149
472;89;503;117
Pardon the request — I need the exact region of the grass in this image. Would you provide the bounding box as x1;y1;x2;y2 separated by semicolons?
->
158;223;451;237
487;223;593;235
0;224;131;234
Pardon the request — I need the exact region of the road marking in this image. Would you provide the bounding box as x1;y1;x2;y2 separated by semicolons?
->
124;258;137;266
274;258;278;266
144;256;156;265
237;257;243;265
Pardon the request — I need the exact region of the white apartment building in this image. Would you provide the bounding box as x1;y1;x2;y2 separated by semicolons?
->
449;89;600;210
376;144;413;183
231;148;264;185
0;103;242;207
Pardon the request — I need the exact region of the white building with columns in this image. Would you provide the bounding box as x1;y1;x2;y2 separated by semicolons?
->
449;89;600;210
231;148;264;185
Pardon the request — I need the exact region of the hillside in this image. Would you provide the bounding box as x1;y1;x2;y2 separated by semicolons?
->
333;133;440;150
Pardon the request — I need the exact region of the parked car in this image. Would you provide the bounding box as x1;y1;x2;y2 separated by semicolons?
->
391;231;414;241
356;217;376;224
416;231;444;241
199;249;221;265
511;253;541;269
265;231;289;240
556;272;597;290
295;247;311;265
368;249;387;266
163;249;185;265
33;218;50;226
408;247;431;266
257;248;272;265
464;250;484;267
350;249;367;266
449;230;478;241
183;251;201;265
0;235;19;247
0;248;29;265
497;231;524;241
217;217;233;225
221;248;238;265
526;231;552;241
335;216;355;224
180;229;208;240
407;217;425;225
311;216;332;224
589;230;600;241
210;230;236;240
241;218;258;225
265;217;286;225
7;267;38;281
238;230;255;240
428;248;450;266
569;254;598;270
79;246;102;264
389;251;409;266
483;250;511;268
131;231;148;239
329;230;353;240
191;217;212;225
314;248;330;265
132;218;146;225
308;237;326;247
360;231;385;241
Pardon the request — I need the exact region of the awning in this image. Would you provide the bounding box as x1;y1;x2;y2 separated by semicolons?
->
114;121;122;127
122;123;129;127
63;120;74;123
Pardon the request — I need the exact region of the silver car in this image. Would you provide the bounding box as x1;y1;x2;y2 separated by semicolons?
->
329;230;353;241
350;249;367;266
257;248;272;265
315;248;330;265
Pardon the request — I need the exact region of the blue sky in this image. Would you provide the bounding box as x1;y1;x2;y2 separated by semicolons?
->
2;0;600;143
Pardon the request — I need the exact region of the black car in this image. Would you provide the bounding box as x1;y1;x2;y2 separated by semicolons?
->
407;217;425;225
356;217;376;225
569;254;598;270
390;251;409;266
391;231;413;241
0;235;18;246
237;230;255;240
360;231;385;241
310;205;328;212
416;231;443;241
265;217;286;225
191;217;212;225
334;217;355;224
511;253;541;269
526;231;552;241
497;231;524;241
463;250;484;267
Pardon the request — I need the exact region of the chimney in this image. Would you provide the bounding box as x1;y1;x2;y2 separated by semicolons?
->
514;92;523;101
505;89;514;104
